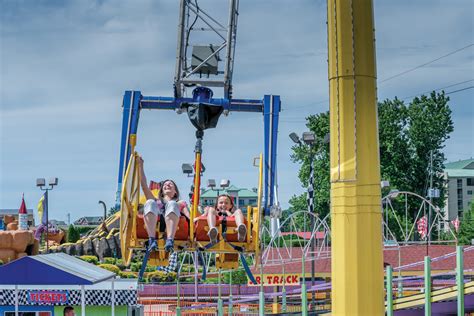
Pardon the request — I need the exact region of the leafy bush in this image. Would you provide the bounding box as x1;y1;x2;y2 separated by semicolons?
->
103;257;116;265
203;277;219;284
223;269;248;284
98;264;120;274
115;259;127;270
130;262;142;272
147;271;177;283
79;255;98;265
130;261;155;272
67;225;80;243
119;271;137;279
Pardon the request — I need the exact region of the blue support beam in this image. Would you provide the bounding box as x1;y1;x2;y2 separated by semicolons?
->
116;90;280;211
116;91;141;204
141;96;263;112
263;95;281;215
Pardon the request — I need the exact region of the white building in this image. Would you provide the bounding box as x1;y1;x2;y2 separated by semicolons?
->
444;158;474;220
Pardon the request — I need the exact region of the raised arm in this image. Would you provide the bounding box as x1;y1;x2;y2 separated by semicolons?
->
138;157;155;201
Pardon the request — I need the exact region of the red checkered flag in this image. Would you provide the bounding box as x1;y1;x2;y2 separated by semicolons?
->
451;217;460;233
417;215;428;240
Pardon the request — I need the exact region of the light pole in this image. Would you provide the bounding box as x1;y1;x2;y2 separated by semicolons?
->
289;131;316;310
207;179;231;205
290;131;329;310
36;177;58;253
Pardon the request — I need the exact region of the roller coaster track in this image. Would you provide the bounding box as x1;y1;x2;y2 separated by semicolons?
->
392;280;473;310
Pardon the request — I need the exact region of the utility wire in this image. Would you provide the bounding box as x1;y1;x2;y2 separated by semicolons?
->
401;79;474;100
284;46;473;112
445;86;473;95
379;44;473;84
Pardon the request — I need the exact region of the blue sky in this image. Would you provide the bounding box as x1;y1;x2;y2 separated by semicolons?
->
1;0;473;224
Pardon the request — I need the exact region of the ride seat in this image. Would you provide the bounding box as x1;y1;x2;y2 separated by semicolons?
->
194;214;248;242
136;214;189;240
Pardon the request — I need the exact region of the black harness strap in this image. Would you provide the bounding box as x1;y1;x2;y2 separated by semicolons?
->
220;214;257;284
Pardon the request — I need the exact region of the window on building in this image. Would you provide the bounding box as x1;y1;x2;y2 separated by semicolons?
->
468;190;473;195
458;179;463;188
467;178;474;186
458;199;463;210
249;199;257;205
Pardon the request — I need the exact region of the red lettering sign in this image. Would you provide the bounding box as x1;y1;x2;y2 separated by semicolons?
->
27;291;69;304
248;274;301;286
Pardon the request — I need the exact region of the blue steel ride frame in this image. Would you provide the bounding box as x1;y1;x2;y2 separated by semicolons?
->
116;90;280;216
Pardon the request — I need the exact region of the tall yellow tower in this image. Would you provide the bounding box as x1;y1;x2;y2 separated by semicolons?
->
328;0;384;314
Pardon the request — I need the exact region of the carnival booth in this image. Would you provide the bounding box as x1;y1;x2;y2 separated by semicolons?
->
0;253;137;316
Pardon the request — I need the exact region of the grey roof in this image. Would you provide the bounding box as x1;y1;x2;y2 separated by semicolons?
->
445;159;474;170
444;159;474;177
0;209;34;215
33;253;115;283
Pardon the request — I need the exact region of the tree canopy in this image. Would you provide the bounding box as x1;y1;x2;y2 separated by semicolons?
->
289;91;454;237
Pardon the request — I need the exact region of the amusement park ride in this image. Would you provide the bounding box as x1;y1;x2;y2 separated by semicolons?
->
116;0;407;314
117;0;280;284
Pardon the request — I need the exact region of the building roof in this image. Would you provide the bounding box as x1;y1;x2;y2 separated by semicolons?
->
445;159;474;177
50;219;67;226
74;216;103;224
445;159;474;170
255;245;473;275
0;209;34;215
0;252;115;285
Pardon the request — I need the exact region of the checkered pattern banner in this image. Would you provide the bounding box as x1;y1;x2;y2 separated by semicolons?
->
0;289;136;306
156;252;178;273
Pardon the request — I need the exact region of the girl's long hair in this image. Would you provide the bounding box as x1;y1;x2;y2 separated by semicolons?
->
159;179;180;200
214;194;235;211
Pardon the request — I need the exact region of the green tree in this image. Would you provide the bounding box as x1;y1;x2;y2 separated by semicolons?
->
457;202;474;245
405;92;453;209
108;205;120;217
289;112;331;221
67;224;80;243
289;92;454;238
223;269;248;284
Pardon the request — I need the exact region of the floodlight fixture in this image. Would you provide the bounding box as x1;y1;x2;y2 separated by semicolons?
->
207;179;216;188
49;177;58;186
302;132;316;145
381;180;390;188
182;163;194;175
220;179;230;188
36;178;46;187
289;132;301;145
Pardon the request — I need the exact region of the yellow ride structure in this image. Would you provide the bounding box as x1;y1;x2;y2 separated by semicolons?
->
120;134;263;272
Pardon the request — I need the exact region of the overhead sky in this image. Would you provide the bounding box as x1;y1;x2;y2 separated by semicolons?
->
1;0;473;224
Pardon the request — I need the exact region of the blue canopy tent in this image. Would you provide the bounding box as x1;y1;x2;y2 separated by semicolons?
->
0;253;116;316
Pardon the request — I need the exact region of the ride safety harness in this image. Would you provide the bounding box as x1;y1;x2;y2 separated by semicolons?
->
198;211;257;284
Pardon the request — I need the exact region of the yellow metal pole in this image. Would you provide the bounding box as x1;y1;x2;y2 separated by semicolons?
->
191;152;202;243
328;0;384;315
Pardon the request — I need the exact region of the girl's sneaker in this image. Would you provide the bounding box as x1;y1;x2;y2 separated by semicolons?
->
208;227;218;244
237;224;247;242
147;237;158;251
165;238;174;252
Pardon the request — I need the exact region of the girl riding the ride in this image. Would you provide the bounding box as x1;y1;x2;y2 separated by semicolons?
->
138;157;190;252
204;194;247;243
